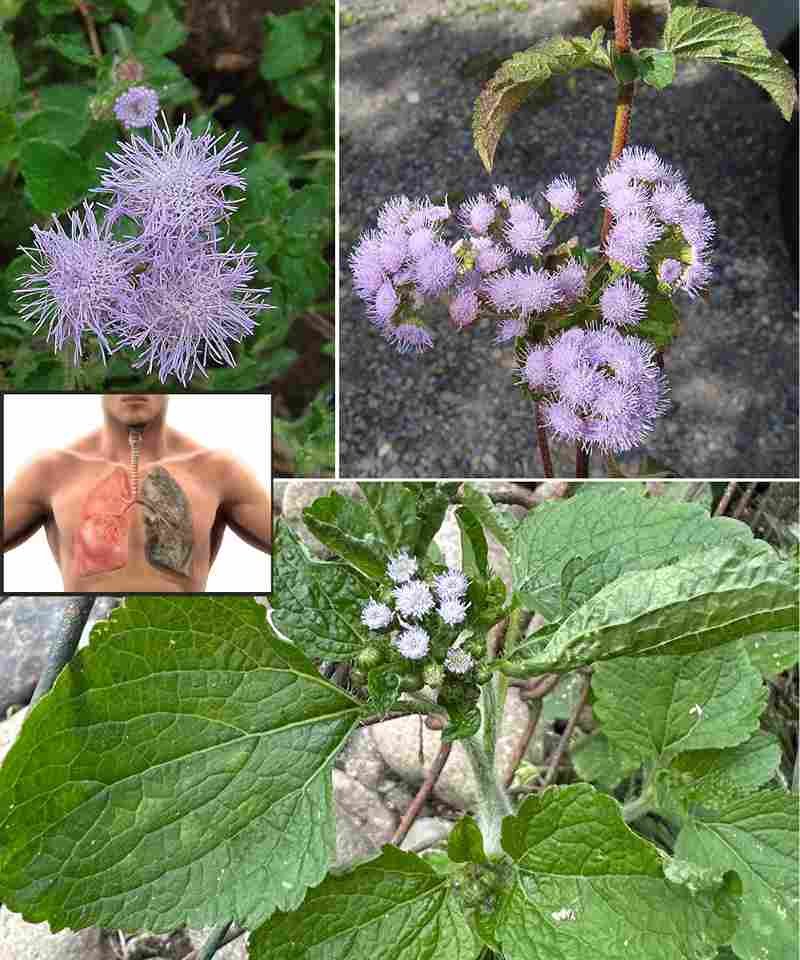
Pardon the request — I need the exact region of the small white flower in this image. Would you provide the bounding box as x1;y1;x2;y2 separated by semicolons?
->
394;626;430;660
433;568;469;599
444;646;474;675
438;598;469;626
386;549;418;583
360;599;393;630
393;580;435;619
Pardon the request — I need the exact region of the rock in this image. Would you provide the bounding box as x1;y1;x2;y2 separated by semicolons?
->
0;907;84;960
333;769;396;867
400;817;452;852
0;597;120;715
337;727;387;790
189;929;249;959
434;505;513;587
281;481;361;518
371;688;531;810
376;777;417;814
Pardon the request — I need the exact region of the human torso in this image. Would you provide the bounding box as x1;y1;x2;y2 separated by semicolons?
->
46;443;226;592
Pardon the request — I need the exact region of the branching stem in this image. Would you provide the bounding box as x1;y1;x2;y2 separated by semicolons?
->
391;741;453;846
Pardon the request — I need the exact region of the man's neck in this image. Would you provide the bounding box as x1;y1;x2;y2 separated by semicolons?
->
100;417;169;463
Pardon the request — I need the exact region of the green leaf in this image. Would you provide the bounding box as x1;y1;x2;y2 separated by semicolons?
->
592;643;766;763
675;791;799;960
359;482;423;555
19;108;88;148
270;520;376;661
125;0;152;13
505;542;797;674
414;483;453;559
636;48;676;89
663;6;797;120
134;1;187;56
0;597;360;932
261;9;323;81
302;491;386;579
497;784;741;960
511;488;755;619
442;705;482;744
366;668;401;715
460;482;518;551
0;31;20;108
19;140;92;213
39;31;96;66
455;506;488;582
448;816;487;864
249;845;482;960
472;29;610;172
661;732;782;811
740;630;799;676
571;732;639;789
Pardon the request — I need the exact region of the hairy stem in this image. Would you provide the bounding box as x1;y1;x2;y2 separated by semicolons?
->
600;0;635;245
621;793;653;823
31;597;95;705
534;401;554;478
463;736;512;858
391;741;453;846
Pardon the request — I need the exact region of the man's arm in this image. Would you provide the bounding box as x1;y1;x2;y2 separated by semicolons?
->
2;453;57;551
216;453;272;553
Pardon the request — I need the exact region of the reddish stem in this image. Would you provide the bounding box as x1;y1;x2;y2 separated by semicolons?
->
391;742;452;846
76;2;102;59
540;675;591;789
535;401;554;478
575;444;589;478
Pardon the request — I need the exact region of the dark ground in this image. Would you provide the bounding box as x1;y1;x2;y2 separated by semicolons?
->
338;0;798;478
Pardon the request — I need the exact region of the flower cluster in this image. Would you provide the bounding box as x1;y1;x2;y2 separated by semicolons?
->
350;146;714;454
359;550;474;674
16;117;270;384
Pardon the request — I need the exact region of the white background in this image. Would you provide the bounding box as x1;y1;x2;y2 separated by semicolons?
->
2;394;271;593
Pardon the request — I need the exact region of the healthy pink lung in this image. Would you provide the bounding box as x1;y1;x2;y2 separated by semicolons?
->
73;467;132;577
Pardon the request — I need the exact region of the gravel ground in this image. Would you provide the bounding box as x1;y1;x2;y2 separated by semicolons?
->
339;0;798;478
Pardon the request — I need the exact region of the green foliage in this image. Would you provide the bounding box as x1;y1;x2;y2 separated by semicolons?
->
472;28;609;172
496;784;741;960
663;5;797;120
0;0;333;472
0;596;360;932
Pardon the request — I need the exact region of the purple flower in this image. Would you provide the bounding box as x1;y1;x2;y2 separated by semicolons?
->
458;194;497;235
504;207;548;256
439;598;469;626
521;345;550;390
97;118;246;241
385;322;434;354
361;600;393;630
548;326;588;377
444;646;474;674
473;237;510;274
387;550;417;583
377;196;413;232
370;279;399;327
497;268;560;317
679;252;713;298
614;146;671;184
412;243;457;295
113;86;160;129
599;277;648;327
678;201;716;248
406;199;451;231
394;626;430;660
649;183;691;225
433;568;469;599
604;183;649;219
553;259;588;305
407;227;436;258
495;315;527;342
604;212;663;271
543;175;581;216
657;258;683;285
543;399;585;444
15;202;133;362
493;185;512;204
597;165;631;196
377;230;408;274
350;231;386;301
117;239;270;385
449;286;479;329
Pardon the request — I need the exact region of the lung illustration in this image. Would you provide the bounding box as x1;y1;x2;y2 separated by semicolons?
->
140;466;193;576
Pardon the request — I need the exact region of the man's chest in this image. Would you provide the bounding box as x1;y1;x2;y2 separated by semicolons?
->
50;461;222;579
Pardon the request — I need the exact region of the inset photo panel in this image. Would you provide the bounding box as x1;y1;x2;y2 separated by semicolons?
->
2;393;271;595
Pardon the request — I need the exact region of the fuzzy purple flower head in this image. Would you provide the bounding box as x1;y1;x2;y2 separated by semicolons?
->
543;176;581;216
97;117;246;240
600;277;648;327
113;86;160;130
15;203;133;361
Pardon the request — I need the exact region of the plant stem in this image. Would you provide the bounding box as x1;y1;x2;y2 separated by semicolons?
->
534;401;554;478
713;480;738;517
463;736;512;858
733;481;757;520
391;741;453;846
621;793;652;823
75;1;103;59
575;444;589;478
504;699;542;788
539;673;590;788
194;921;233;960
31;597;95;705
600;0;635;246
